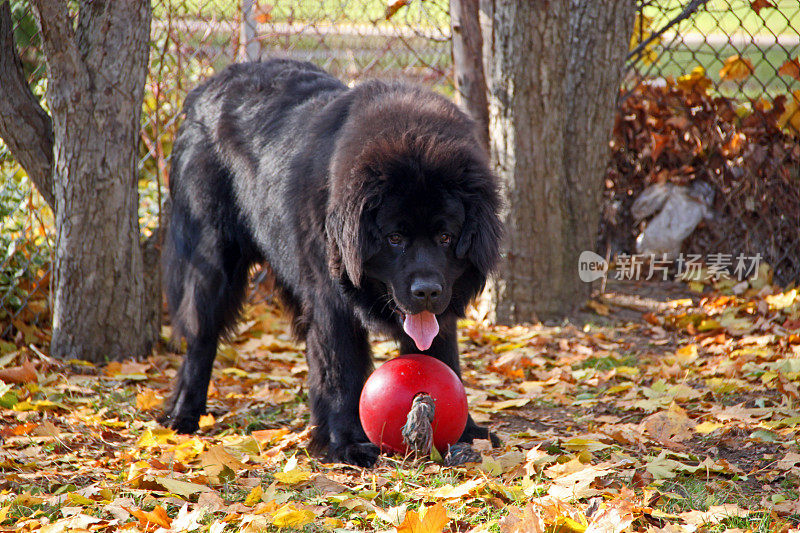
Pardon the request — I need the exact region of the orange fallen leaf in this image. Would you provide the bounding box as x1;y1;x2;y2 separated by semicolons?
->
499;503;546;533
0;422;38;438
251;428;290;445
722;131;746;156
397;502;449;533
585;495;636;533
254;4;272;23
135;388;163;410
641;402;696;445
650;132;671;162
385;0;409;20
719;54;754;81
642;313;660;325
586;299;610;316
199;444;245;475
778;58;800;81
126;505;172;530
750;0;776;15
0;361;38;383
198;413;215;428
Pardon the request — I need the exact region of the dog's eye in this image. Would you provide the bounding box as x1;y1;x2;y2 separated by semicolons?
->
439;233;452;246
387;233;404;246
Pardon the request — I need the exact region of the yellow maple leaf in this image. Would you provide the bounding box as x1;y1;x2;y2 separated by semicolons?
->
719;54;754;81
629;13;660;64
244;484;263;506
677;66;712;94
673;344;699;365
778;89;800;135
271;504;316;528
425;479;484;500
695;421;724;434
492;398;531;410
397;503;449;533
171;437;206;462
126;460;150;482
323;517;344;529
136;428;177;448
67;492;94;506
274;468;311;485
554;516;588;533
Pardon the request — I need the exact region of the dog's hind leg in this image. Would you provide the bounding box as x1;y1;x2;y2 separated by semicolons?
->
160;181;252;433
161;232;251;432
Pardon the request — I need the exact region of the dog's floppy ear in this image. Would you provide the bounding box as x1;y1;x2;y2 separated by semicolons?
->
326;181;381;287
455;167;503;276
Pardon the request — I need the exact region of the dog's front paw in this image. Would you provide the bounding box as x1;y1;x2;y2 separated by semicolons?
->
158;410;200;434
159;394;202;434
326;442;380;467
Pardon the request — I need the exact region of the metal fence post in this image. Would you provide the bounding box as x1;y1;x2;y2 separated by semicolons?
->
240;0;259;62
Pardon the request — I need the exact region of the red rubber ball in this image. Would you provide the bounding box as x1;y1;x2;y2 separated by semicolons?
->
359;354;468;454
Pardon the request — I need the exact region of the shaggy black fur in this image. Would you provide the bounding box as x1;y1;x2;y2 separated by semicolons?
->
160;59;502;467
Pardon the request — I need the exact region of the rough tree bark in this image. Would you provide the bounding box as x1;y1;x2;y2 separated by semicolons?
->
449;0;489;150
0;1;156;361
479;0;635;323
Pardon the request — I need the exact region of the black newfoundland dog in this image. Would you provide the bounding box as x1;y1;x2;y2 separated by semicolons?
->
161;59;502;466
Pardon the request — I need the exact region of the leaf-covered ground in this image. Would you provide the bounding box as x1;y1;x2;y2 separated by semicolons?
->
1;269;800;533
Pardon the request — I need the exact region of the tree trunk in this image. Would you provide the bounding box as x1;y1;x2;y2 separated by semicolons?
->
450;0;489;150
30;1;154;361
479;0;634;323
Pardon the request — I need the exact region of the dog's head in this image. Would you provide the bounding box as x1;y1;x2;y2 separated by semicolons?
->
326;85;502;349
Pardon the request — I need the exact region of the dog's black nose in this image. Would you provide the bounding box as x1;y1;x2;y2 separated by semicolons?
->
411;279;442;305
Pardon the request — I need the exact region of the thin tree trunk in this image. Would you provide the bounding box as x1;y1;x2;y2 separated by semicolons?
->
30;1;154;361
480;0;634;323
0;2;54;209
450;0;489;150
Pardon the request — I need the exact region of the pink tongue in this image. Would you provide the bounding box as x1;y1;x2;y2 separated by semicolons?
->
403;311;439;351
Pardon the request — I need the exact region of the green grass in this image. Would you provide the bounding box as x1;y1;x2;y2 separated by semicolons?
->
637;1;800;99
655;475;798;532
639;40;800;98
156;0;450;29
163;0;800;34
645;0;800;37
575;353;639;371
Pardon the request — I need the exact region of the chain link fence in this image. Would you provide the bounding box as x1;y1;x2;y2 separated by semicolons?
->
2;0;799;340
602;0;800;285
